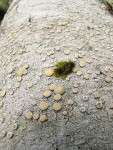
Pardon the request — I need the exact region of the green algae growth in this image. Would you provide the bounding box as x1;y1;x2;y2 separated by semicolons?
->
54;60;75;80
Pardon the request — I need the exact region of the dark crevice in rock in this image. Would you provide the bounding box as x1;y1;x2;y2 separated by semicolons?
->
0;0;10;22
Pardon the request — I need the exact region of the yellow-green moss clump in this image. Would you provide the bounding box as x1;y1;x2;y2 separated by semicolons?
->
54;60;75;80
0;0;9;21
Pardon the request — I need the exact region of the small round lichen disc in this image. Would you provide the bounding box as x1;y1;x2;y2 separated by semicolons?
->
94;92;101;98
17;76;22;82
0;90;6;97
16;82;20;88
99;97;106;104
88;70;93;74
40;114;47;122
33;113;39;120
22;68;28;75
105;66;110;72
12;123;18;130
17;67;23;77
25;112;33;119
83;74;89;80
63;111;68;115
43;90;51;97
28;83;33;88
23;64;29;69
79;61;86;67
54;94;61;101
39;102;48;110
64;49;70;55
67;99;74;105
53;103;62;111
77;70;83;76
83;96;89;101
96;101;102;109
86;57;93;63
7;132;13;139
96;71;100;75
0;130;6;138
49;84;56;91
45;69;54;76
105;76;112;83
72;67;78;73
55;46;60;51
72;88;79;94
80;107;86;113
54;86;65;94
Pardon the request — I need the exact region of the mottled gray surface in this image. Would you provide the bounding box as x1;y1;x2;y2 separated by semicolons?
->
0;0;113;150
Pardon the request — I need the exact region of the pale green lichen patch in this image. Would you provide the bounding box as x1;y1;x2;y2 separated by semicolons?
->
54;60;75;80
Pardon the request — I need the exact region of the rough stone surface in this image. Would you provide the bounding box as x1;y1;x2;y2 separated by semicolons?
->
0;0;113;150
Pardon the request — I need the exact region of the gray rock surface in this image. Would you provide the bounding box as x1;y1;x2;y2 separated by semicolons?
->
0;0;113;150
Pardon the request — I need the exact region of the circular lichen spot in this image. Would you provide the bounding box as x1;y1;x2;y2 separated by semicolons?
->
79;61;86;67
53;103;62;111
12;123;18;130
96;101;102;109
86;57;93;63
28;83;33;88
17;76;22;82
40;114;47;122
49;84;56;91
25;112;33;119
88;70;93;74
7;132;13;139
63;111;68;115
72;88;79;94
23;64;29;69
45;68;54;77
43;90;51;97
39;101;48;110
83;96;89;102
54;86;65;94
99;97;106;104
0;90;6;97
33;113;39;120
64;49;70;55
83;74;89;80
54;94;61;101
77;70;83;76
67;99;74;105
105;76;112;83
0;130;6;138
72;67;78;73
16;82;20;88
94;92;101;99
80;107;86;113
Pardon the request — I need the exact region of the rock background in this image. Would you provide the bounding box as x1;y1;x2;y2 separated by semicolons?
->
0;0;113;150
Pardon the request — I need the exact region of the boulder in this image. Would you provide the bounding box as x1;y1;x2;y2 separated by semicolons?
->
0;0;113;149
